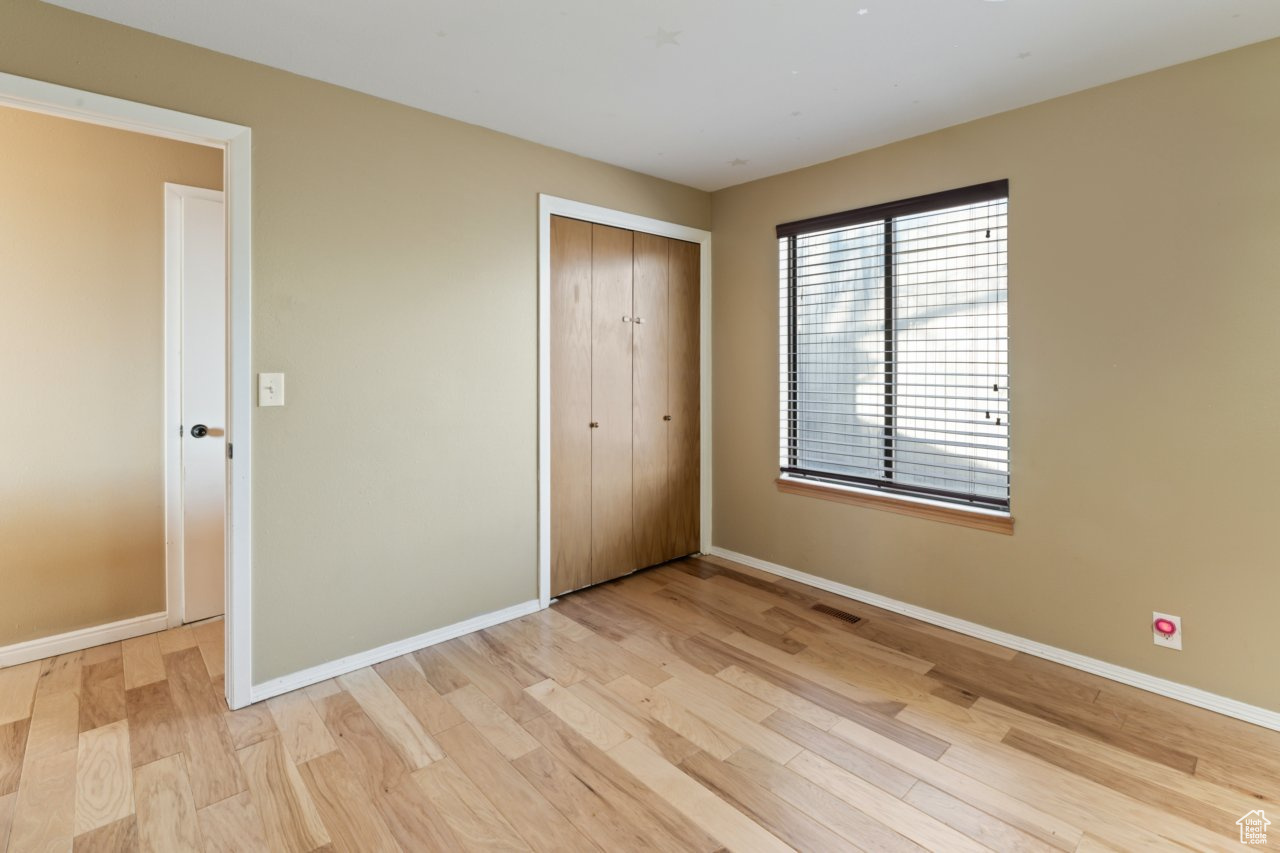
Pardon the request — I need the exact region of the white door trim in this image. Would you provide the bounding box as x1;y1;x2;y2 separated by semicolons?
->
0;72;255;711
164;183;227;628
536;195;712;608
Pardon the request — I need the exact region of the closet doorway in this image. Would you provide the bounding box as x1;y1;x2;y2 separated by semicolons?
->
538;197;712;603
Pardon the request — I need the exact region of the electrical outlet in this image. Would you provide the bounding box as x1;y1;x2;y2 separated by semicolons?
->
1152;611;1182;650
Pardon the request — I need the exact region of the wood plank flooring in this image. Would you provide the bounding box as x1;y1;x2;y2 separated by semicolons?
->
1;554;1277;851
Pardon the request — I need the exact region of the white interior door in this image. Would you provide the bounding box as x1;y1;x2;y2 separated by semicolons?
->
167;184;227;624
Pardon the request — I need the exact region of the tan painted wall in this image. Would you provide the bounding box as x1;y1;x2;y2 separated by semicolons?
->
710;39;1280;711
0;105;222;646
0;0;709;679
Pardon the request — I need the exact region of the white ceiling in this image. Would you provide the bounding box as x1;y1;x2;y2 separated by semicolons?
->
43;0;1280;191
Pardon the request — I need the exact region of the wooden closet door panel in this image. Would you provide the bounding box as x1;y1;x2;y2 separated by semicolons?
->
667;239;701;559
550;216;593;596
591;224;637;584
631;232;670;570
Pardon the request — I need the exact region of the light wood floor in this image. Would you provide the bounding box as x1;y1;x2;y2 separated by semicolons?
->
1;555;1277;851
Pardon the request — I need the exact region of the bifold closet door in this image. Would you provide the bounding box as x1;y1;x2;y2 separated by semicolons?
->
551;216;697;597
590;224;638;585
668;238;701;558
550;216;592;596
632;232;670;569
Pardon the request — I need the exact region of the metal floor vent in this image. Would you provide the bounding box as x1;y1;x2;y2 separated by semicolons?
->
811;603;862;625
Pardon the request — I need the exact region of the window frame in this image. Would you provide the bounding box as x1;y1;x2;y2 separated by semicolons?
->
778;179;1011;514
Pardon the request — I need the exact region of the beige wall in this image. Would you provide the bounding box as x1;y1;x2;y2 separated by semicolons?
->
0;105;222;645
710;39;1280;711
0;0;709;679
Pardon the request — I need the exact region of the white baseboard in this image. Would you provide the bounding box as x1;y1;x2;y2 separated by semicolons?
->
0;611;169;668
707;547;1280;733
249;599;542;704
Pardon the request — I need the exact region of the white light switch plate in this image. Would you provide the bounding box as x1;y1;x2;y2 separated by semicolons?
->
258;372;285;407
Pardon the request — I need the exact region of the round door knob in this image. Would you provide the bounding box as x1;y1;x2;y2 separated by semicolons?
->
589;421;600;429
190;424;209;438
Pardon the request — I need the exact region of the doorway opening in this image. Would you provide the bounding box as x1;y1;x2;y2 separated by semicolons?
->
0;72;254;709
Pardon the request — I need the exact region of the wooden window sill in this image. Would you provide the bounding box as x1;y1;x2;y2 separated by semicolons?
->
776;477;1014;535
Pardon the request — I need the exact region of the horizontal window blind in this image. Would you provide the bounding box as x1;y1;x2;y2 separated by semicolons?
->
778;180;1010;511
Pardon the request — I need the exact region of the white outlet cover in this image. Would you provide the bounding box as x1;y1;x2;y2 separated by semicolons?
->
1152;611;1182;650
258;372;285;407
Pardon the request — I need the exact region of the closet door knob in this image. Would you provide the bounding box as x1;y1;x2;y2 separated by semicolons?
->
634;316;645;324
663;415;672;422
589;421;599;429
622;315;632;323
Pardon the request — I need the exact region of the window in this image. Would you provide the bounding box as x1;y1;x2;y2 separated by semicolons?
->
778;180;1009;512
